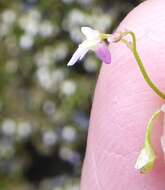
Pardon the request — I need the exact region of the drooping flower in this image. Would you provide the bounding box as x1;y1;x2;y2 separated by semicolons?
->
135;141;156;174
67;27;112;66
135;109;161;173
160;105;165;160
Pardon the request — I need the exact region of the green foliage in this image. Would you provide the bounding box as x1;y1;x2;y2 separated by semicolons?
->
0;0;141;189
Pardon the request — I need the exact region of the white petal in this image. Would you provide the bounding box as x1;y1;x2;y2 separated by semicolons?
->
79;48;89;60
78;39;100;59
81;27;100;40
81;39;100;49
67;45;89;66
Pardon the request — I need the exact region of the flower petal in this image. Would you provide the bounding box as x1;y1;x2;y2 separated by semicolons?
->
134;143;156;174
67;44;89;66
95;43;111;64
81;27;100;40
79;48;89;60
135;109;161;173
161;104;165;160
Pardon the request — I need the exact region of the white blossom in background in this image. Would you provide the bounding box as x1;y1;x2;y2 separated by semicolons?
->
51;69;65;84
62;126;77;143
18;9;41;36
35;48;55;66
63;9;113;42
63;9;86;43
67;9;86;26
36;48;54;67
19;34;34;49
43;130;58;147
39;20;56;38
28;8;41;20
2;9;16;25
0;9;16;37
53;43;69;61
36;67;53;91
17;121;32;138
60;147;74;160
43;100;56;117
90;12;112;31
59;147;80;165
19;9;59;40
1;119;16;136
70;27;84;43
36;67;65;92
60;80;76;96
35;43;68;67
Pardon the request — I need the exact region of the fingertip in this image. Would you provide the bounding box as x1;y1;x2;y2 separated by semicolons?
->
81;0;165;189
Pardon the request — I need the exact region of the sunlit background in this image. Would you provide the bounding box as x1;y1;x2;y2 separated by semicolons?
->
0;0;142;189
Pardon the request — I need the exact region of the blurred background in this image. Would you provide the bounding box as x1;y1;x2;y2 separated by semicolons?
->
0;0;143;189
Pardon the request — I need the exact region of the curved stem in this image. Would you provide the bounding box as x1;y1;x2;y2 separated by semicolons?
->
122;31;165;100
145;109;161;145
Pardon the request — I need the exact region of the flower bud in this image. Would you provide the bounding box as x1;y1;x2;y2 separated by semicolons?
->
135;109;161;174
135;142;156;173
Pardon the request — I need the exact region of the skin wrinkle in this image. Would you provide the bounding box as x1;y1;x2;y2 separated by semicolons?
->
80;141;105;190
94;149;133;190
93;103;154;159
90;151;104;190
92;82;164;166
95;126;142;158
80;0;165;190
89;73;163;156
95;151;131;189
92;90;163;164
93;113;158;159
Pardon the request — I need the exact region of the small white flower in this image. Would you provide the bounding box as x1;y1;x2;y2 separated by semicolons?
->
135;108;162;174
67;27;110;66
135;142;156;174
160;104;165;160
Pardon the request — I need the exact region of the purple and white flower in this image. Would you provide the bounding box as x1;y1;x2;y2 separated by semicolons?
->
67;27;111;66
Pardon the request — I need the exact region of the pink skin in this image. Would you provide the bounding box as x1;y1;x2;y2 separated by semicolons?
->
80;0;165;189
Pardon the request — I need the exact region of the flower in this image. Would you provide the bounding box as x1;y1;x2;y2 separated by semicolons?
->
67;27;111;66
135;109;161;173
135;142;156;174
160;105;165;160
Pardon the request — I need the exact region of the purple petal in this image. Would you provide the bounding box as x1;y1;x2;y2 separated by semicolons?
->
95;43;111;64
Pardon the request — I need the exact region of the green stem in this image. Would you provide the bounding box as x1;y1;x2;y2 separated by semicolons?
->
122;31;165;100
145;109;161;145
